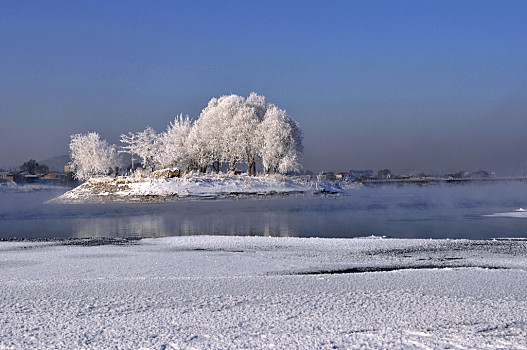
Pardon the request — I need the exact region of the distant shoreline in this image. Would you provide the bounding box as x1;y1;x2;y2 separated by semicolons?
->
359;176;527;185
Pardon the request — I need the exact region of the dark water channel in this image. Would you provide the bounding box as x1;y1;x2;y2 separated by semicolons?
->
1;182;527;239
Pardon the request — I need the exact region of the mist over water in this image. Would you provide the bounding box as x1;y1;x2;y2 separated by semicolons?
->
1;182;527;240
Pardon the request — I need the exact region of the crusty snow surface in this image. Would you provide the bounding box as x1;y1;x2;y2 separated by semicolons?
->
1;236;526;349
52;175;322;202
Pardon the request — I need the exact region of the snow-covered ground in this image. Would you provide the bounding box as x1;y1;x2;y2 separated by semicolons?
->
51;175;346;202
1;236;526;349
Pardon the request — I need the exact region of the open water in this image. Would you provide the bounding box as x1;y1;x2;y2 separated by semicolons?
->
1;182;527;239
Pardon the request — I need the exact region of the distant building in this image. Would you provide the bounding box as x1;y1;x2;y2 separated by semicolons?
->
336;172;353;180
64;165;74;173
319;172;336;181
13;173;39;183
43;171;67;180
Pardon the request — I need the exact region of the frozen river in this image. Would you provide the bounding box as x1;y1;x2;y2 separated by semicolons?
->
2;182;527;239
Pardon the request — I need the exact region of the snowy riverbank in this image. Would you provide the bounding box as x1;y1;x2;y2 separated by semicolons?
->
1;236;526;349
50;175;345;202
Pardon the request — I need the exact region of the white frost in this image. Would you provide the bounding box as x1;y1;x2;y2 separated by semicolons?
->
1;236;526;349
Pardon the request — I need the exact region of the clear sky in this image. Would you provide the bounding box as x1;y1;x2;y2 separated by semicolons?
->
1;0;526;174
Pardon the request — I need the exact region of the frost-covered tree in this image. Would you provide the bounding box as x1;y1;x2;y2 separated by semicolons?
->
135;126;159;172
119;132;138;172
187;97;221;172
69;132;120;180
155;114;192;169
228;103;263;175
186;93;267;174
216;94;249;172
188;94;246;172
185;122;211;172
231;92;269;175
185;92;302;175
260;105;303;174
245;92;267;119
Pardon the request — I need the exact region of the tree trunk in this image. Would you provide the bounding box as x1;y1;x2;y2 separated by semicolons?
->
230;159;237;172
246;150;252;176
246;153;256;176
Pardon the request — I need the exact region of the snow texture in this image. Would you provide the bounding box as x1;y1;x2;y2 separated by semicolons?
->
1;236;526;349
50;175;334;202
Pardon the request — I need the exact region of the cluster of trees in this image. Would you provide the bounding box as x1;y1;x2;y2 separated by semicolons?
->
69;93;303;180
20;159;49;174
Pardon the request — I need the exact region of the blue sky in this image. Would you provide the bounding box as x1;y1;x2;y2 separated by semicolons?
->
1;1;526;173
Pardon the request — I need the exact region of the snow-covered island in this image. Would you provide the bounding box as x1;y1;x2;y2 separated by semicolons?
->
1;236;526;349
55;92;330;202
51;174;333;202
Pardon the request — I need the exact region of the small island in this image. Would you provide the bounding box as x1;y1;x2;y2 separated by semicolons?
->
52;173;317;202
54;93;315;202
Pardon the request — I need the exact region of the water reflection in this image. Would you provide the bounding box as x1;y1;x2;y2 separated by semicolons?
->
69;209;296;238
